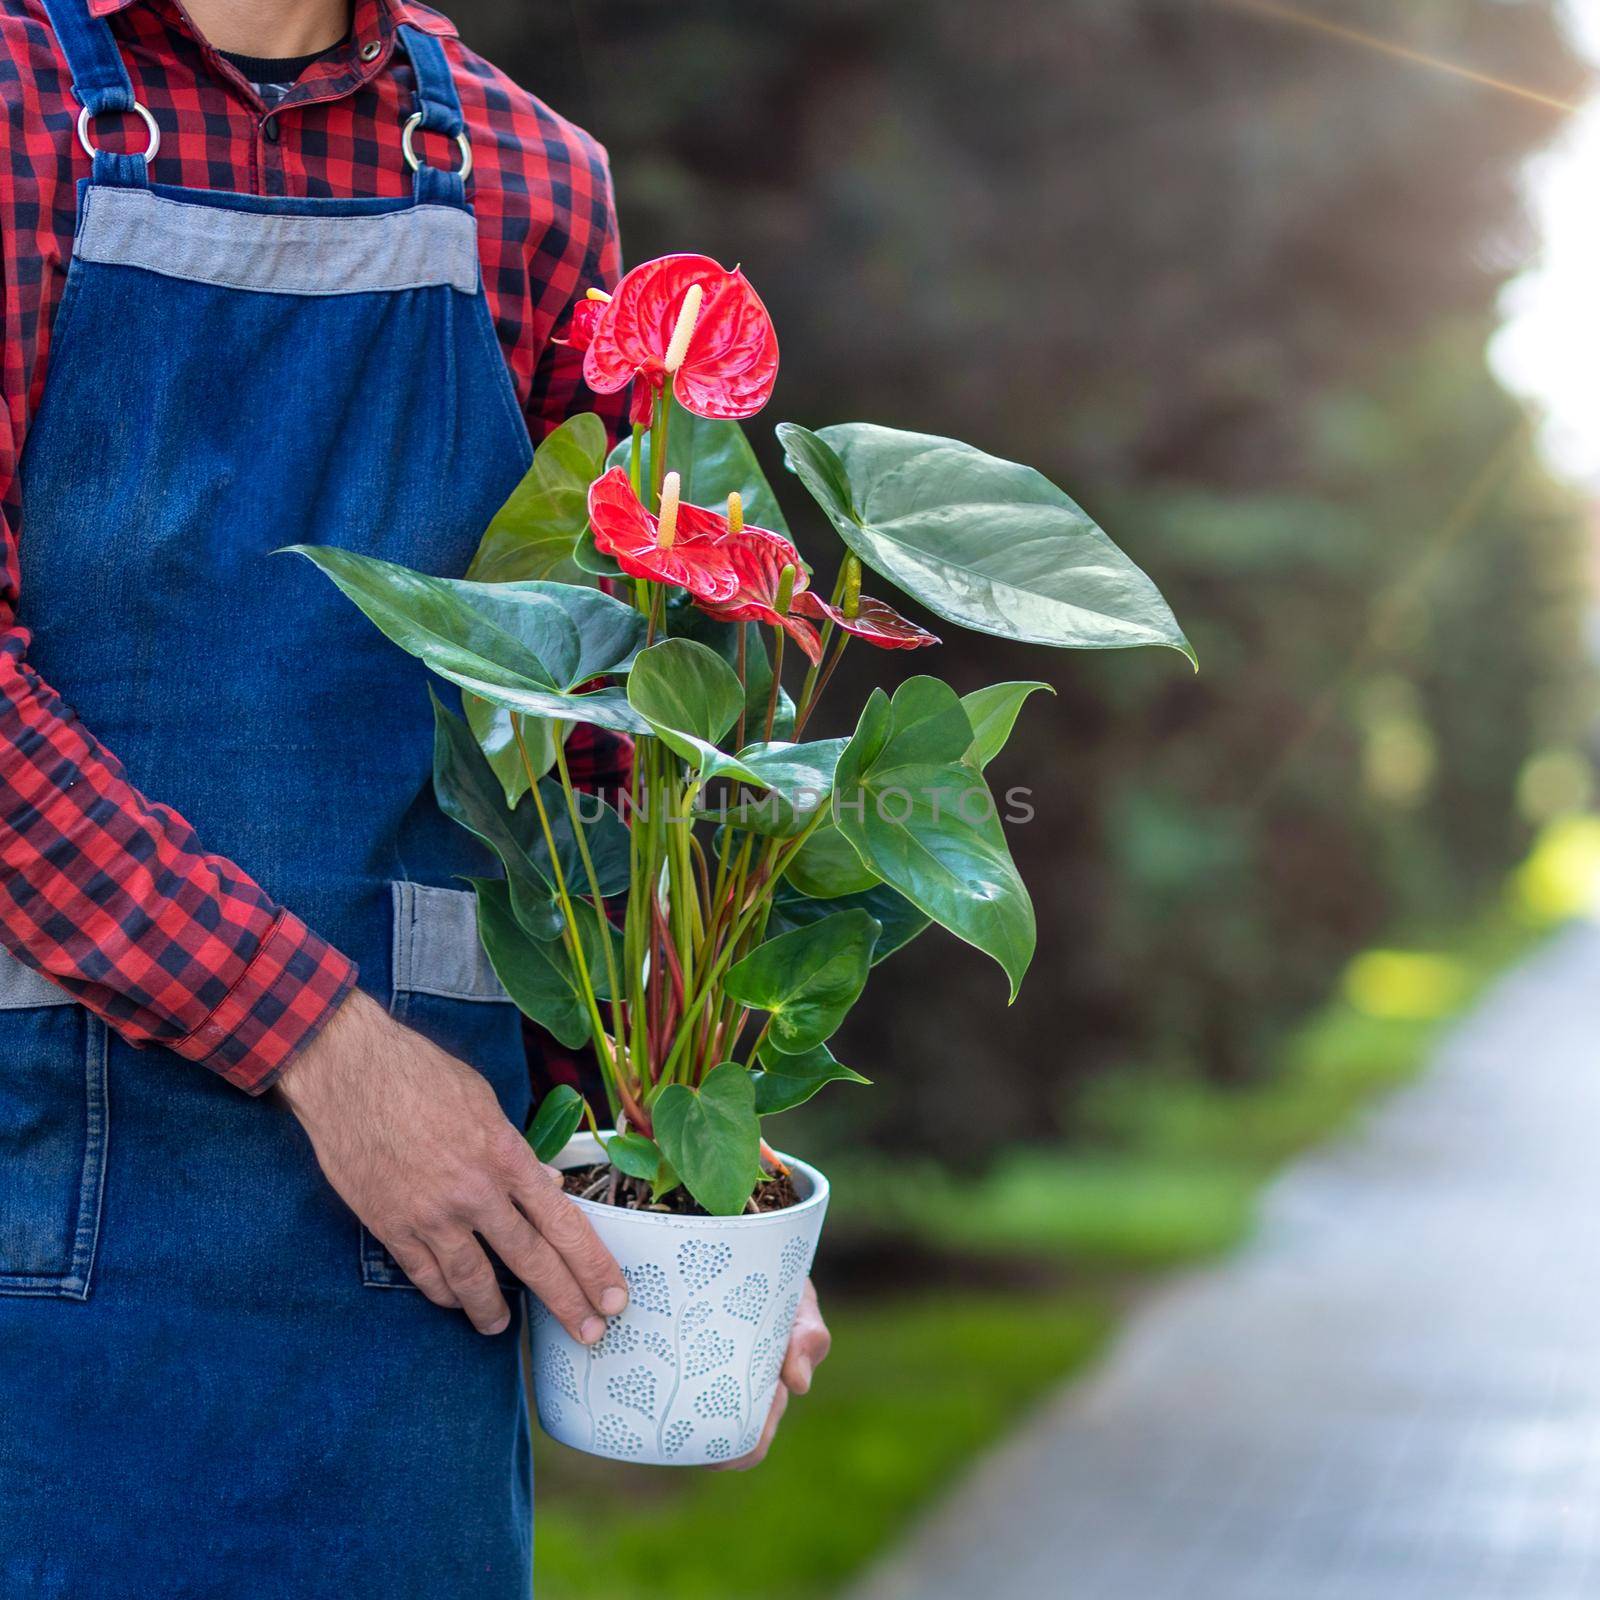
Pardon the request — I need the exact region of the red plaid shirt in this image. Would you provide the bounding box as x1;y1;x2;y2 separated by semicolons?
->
0;0;630;1092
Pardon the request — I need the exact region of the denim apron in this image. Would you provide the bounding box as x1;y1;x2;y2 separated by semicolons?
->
0;5;539;1595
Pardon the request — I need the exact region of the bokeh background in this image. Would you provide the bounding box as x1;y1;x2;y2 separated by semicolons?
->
447;2;1600;1593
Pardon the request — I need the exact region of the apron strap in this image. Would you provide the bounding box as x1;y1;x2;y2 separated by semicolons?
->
40;0;151;190
397;24;470;209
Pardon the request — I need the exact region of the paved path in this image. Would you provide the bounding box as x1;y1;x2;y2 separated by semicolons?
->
850;922;1600;1600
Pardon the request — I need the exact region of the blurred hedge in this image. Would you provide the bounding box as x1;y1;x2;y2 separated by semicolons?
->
450;0;1594;1161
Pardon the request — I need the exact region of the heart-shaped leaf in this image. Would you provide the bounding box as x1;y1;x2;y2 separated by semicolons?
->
434;698;628;940
602;1130;663;1182
724;909;880;1053
608;401;792;537
286;547;649;734
709;738;850;837
666;599;796;740
961;681;1055;771
783;821;881;898
527;1083;586;1164
752;1039;871;1115
652;1063;762;1217
833;676;1035;998
461;692;562;809
470;878;591;1049
778;423;1193;663
627;637;744;774
469;413;611;585
769;881;931;964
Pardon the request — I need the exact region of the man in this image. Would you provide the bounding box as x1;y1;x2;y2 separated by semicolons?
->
0;1;827;1594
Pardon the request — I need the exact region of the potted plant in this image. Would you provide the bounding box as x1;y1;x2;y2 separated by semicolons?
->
291;253;1190;1466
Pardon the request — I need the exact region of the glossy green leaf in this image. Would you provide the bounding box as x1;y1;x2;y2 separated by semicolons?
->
665;599;795;741
527;1084;585;1164
572;531;626;580
434;698;629;941
461;692;560;809
652;1063;762;1217
962;681;1055;770
769;880;931;964
608;401;792;537
834;677;1035;998
725;909;880;1053
662;601;793;742
468;413;610;586
470;878;591;1050
626;637;744;772
602;1130;663;1183
778;422;1193;663
784;821;881;898
286;547;649;734
752;1039;871;1115
710;738;850;837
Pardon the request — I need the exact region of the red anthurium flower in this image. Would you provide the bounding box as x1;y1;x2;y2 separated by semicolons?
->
587;467;740;603
553;294;606;352
583;254;779;428
698;527;824;666
792;591;941;650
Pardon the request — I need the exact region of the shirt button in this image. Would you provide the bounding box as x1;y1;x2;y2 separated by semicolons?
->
262;117;279;144
360;40;382;62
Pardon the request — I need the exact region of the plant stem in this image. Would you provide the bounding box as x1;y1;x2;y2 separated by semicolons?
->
793;631;850;739
513;721;616;1083
659;807;829;1084
763;630;786;743
742;1013;772;1070
735;624;749;751
551;723;629;1079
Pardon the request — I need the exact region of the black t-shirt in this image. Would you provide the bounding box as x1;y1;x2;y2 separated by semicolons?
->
218;38;346;107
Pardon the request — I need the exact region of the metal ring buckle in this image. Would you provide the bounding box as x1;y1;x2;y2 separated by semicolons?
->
76;101;161;163
402;112;473;182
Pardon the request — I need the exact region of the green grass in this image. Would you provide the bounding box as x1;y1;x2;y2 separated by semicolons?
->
532;860;1565;1600
532;1292;1112;1600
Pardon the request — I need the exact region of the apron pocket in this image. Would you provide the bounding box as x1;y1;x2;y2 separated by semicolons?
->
361;881;527;1292
0;953;108;1300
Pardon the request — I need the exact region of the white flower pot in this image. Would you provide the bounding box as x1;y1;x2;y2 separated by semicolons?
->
530;1132;830;1467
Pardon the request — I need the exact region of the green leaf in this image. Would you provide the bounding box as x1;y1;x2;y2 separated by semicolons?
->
608;400;792;538
752;1039;871;1115
665;599;795;741
710;738;850;837
461;692;560;809
833;677;1035;998
652;1063;762;1216
470;878;591;1049
603;1130;664;1183
286;547;649;734
778;422;1193;663
784;821;881;898
961;681;1055;770
625;637;769;784
527;1084;585;1164
725;909;880;1053
434;698;629;940
468;413;610;586
769;880;931;964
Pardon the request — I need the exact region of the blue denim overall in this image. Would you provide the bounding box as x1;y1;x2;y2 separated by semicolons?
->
0;5;539;1595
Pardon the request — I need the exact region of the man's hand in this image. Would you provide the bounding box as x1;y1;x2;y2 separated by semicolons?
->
279;989;627;1341
713;1278;830;1471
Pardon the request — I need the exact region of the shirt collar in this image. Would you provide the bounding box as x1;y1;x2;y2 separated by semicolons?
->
86;0;459;41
